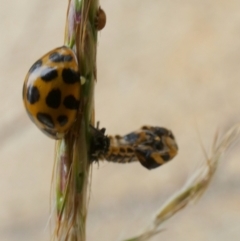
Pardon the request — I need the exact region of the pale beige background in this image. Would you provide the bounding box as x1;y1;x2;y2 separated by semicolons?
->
0;0;240;241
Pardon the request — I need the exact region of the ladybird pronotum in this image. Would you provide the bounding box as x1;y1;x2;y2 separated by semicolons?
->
23;46;81;139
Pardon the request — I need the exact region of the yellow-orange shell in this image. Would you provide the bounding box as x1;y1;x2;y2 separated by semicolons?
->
23;46;81;139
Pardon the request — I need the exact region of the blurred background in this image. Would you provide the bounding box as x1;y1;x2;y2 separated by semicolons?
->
0;0;240;240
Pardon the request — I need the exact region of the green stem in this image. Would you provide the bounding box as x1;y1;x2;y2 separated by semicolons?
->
53;0;98;240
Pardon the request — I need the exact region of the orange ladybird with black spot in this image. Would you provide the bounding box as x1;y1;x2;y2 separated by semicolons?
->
90;125;178;170
23;46;81;139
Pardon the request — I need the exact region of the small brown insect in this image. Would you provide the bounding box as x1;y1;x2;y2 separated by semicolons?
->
95;7;106;31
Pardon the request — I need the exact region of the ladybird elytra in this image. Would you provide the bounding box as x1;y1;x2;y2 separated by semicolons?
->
23;46;81;139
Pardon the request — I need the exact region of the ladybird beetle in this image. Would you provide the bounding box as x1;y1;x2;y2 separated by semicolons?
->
90;125;178;170
132;126;178;169
95;7;106;31
23;46;81;139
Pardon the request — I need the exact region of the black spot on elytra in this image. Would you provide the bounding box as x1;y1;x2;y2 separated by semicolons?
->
63;95;79;110
143;158;161;169
161;153;170;161
42;128;57;138
135;148;160;170
27;86;40;104
37;112;54;128
154;141;164;150
62;68;79;84
168;132;174;140
49;52;73;62
154;127;168;137
46;89;61;109
29;59;42;73
41;67;58;82
57;115;68;126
